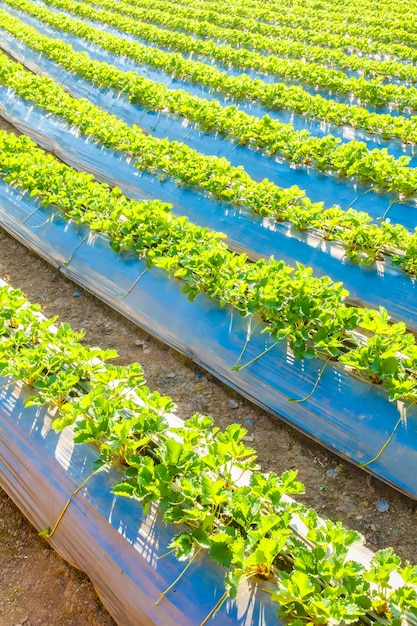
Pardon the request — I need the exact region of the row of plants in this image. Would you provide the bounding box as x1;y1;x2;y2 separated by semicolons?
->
2;5;416;625
172;0;414;18
86;0;417;84
131;0;416;32
263;0;417;32
1;281;417;625
4;129;417;404
3;5;417;147
179;0;417;44
100;0;417;65
21;0;417;112
3;51;417;277
86;0;417;50
3;49;417;202
197;0;416;24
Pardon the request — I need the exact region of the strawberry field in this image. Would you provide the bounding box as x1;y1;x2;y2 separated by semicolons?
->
1;0;417;623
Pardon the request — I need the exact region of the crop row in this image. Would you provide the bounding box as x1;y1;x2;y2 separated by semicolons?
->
3;4;417;147
195;0;415;24
1;282;417;625
4;129;417;404
132;0;415;32
18;0;417;112
2;2;417;623
3;49;417;203
100;0;417;64
87;0;417;84
174;0;417;42
2;51;417;275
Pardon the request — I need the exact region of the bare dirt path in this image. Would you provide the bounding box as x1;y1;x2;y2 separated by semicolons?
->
0;119;416;625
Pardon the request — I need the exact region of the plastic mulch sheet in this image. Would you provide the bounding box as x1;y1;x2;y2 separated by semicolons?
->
3;318;411;626
4;0;417;140
1;10;417;622
0;377;281;625
1;18;417;222
0;182;416;498
0;91;416;331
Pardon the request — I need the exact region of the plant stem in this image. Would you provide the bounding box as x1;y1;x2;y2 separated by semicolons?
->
0;378;16;391
380;199;396;222
116;267;148;298
232;340;280;371
199;590;228;626
154;547;202;606
347;187;372;210
39;466;104;538
360;413;404;468
62;233;89;266
232;319;261;370
32;210;58;229
22;203;42;223
156;547;176;560
288;359;330;403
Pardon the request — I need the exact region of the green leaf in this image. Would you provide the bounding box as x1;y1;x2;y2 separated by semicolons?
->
169;532;194;561
380;356;399;375
210;542;233;567
111;481;136;497
192;526;211;549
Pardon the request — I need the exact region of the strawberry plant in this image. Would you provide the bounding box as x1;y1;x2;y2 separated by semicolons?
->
3;130;417;407
1;282;416;625
99;0;417;64
17;0;417;111
1;1;417;619
0;50;416;274
89;0;417;84
2;1;417;145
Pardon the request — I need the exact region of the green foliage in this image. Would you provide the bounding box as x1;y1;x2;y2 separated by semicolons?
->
77;0;417;87
2;0;417;151
2;131;417;403
1;0;417;621
9;0;417;115
0;43;416;267
90;0;417;67
1;283;416;624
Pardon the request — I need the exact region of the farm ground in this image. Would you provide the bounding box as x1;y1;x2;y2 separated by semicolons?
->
0;118;416;625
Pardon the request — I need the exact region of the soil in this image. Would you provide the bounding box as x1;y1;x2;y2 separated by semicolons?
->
0;118;417;626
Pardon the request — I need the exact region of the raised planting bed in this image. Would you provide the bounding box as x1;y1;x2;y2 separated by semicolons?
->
0;380;280;626
1;86;417;331
0;176;416;498
0;279;416;625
